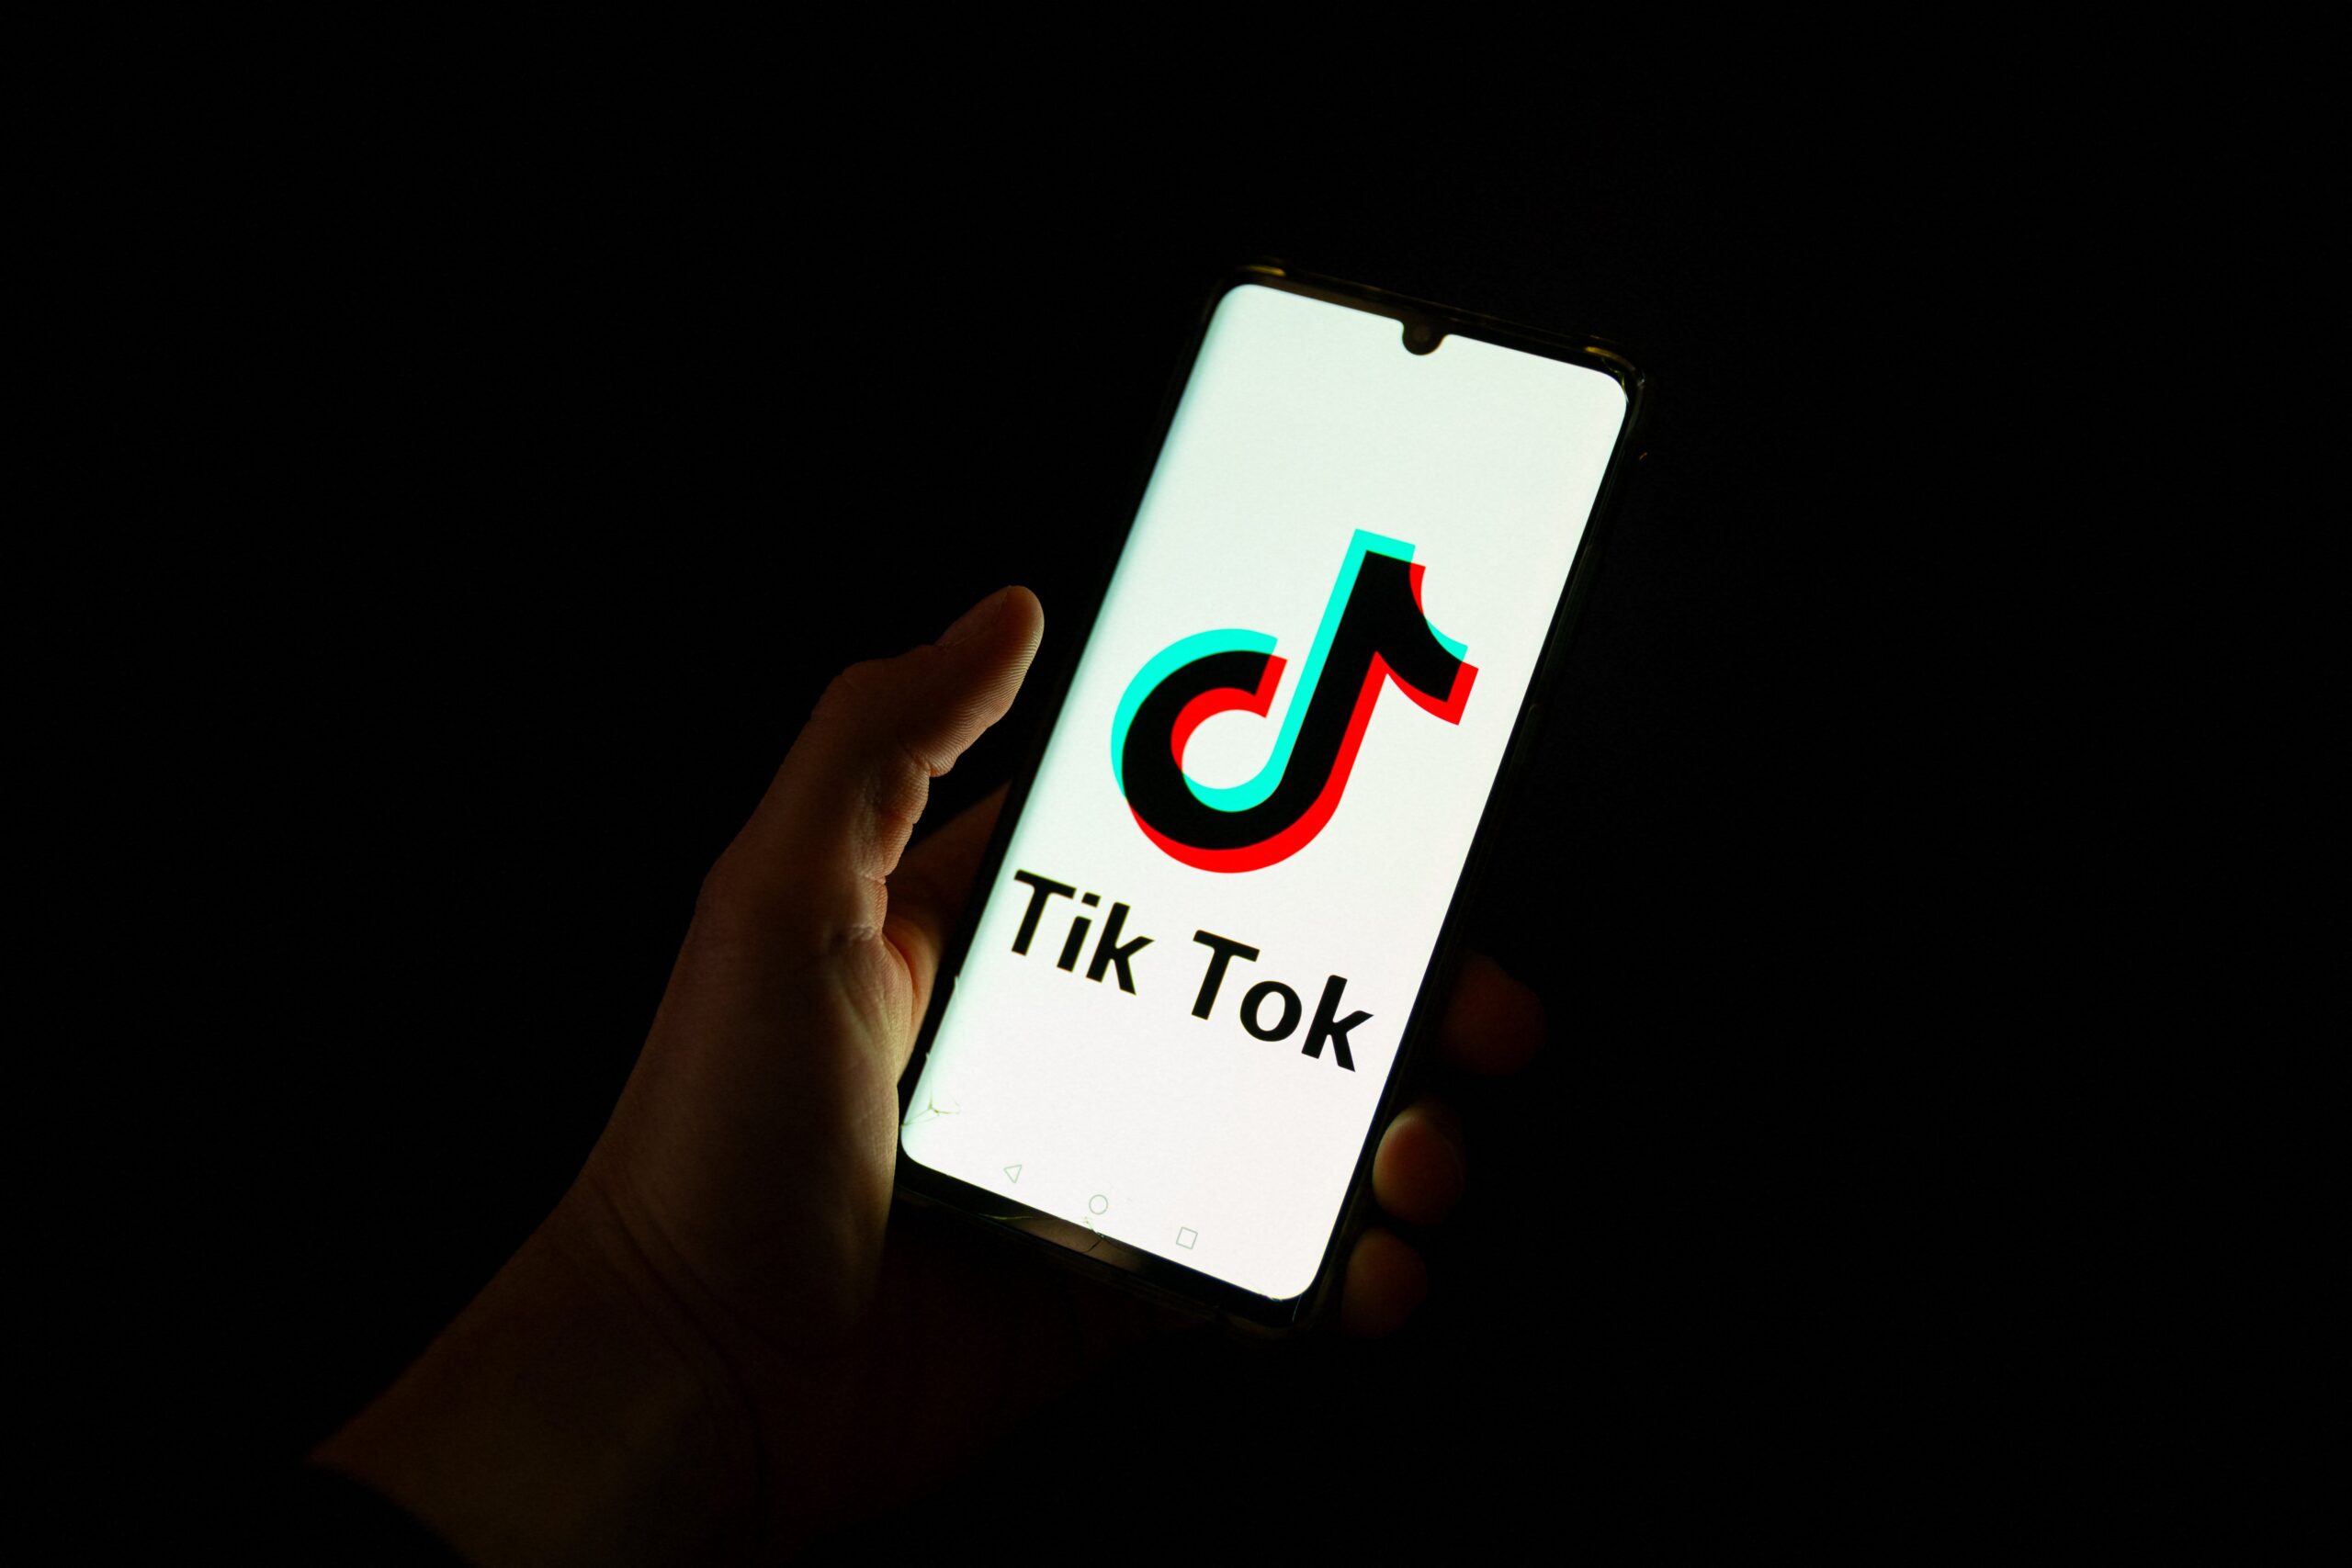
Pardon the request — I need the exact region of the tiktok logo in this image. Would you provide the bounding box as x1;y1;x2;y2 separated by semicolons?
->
1112;530;1477;873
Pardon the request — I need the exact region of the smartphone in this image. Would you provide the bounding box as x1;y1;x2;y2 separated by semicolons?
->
895;264;1644;1332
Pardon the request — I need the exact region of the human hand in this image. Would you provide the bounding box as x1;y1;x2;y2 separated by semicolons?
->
318;586;1542;1564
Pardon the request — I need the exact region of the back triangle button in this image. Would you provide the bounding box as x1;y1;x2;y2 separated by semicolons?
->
1003;1164;1023;1182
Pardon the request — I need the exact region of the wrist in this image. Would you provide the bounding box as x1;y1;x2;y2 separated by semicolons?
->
314;1191;761;1567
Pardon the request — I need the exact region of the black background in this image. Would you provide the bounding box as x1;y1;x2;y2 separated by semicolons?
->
62;50;2210;1558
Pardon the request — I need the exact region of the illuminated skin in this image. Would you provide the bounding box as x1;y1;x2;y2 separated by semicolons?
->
315;587;1543;1564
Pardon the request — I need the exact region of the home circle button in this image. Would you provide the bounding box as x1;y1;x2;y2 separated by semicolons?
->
1088;1194;1109;1215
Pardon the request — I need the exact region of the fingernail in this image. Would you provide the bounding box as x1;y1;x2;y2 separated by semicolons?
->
938;587;1009;648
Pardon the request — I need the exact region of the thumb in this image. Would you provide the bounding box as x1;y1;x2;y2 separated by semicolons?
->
697;586;1044;953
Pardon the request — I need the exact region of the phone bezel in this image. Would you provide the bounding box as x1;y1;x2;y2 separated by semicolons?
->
892;262;1647;1334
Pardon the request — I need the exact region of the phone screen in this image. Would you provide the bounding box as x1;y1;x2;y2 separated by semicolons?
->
901;280;1629;1302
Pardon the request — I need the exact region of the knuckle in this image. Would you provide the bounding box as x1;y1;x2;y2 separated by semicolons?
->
815;660;885;716
693;851;750;924
816;646;939;720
